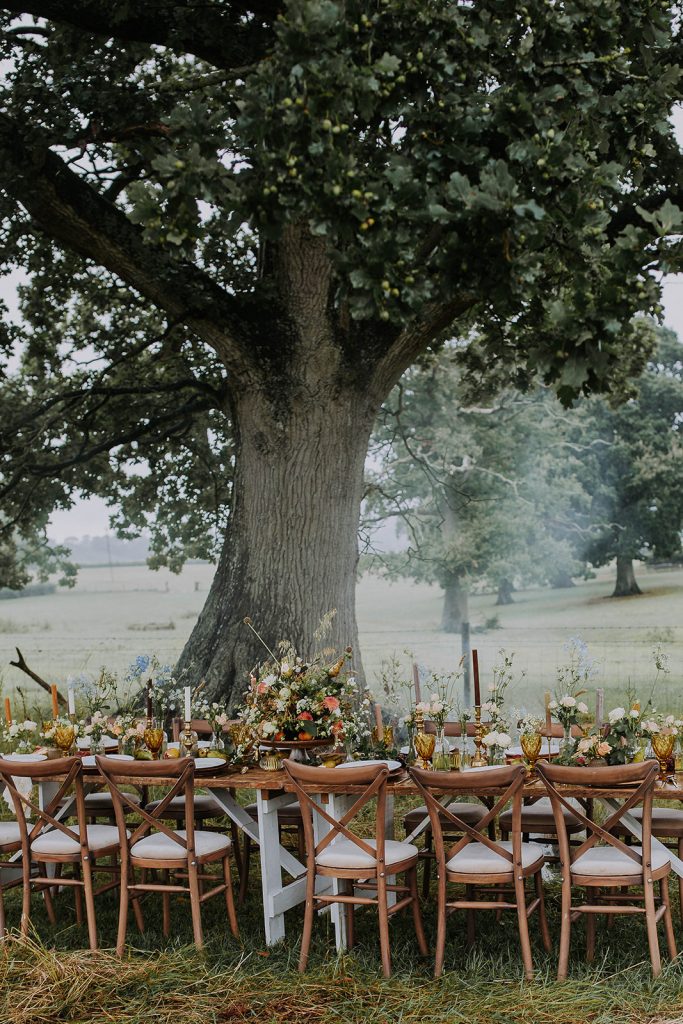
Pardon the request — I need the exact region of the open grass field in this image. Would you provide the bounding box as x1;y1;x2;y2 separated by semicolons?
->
1;561;682;714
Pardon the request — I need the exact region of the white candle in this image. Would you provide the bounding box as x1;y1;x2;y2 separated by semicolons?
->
184;686;192;723
67;686;75;716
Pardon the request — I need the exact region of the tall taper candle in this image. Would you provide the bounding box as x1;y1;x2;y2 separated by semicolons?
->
184;686;192;723
67;686;75;717
374;702;383;736
595;688;604;728
4;697;11;725
50;684;59;719
544;690;552;735
146;681;153;720
472;649;481;707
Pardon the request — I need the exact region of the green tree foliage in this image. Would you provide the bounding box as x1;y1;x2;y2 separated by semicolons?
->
572;326;683;596
0;1;680;691
365;349;590;628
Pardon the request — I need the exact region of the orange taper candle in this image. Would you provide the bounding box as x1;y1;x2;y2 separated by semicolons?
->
50;684;59;719
4;697;11;725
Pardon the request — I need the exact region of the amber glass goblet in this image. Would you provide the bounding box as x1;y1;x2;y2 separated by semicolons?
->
520;732;543;776
651;732;675;781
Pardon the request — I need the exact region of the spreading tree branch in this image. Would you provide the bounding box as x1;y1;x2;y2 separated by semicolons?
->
0;112;256;372
0;0;275;69
9;646;66;705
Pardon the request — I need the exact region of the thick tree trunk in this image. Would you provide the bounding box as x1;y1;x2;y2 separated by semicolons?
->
495;577;514;606
176;386;376;704
440;576;468;632
611;555;642;597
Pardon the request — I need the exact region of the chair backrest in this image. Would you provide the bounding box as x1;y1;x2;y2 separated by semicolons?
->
536;760;659;878
409;764;527;872
0;756;90;860
96;755;196;860
283;760;390;872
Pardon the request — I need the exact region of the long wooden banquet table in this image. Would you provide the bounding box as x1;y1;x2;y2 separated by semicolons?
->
23;765;683;949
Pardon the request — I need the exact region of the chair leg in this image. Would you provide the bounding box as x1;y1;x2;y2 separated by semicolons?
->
434;866;448;979
239;835;251;906
514;875;534;981
376;874;392;978
81;855;99;951
223;854;239;938
585;905;596;962
73;863;83;925
643;878;662;978
117;863;131;955
408;866;428;956
298;867;316;973
162;869;171;938
187;863;204;948
660;878;677;960
557;881;572;981
534;870;552;953
421;832;432;899
678;839;683;927
345;879;355;950
0;887;5;939
20;856;31;937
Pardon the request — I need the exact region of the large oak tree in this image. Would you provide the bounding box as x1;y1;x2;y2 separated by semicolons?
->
0;0;681;698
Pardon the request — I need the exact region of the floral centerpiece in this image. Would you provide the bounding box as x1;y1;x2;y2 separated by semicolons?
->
481;651;515;763
81;710;113;755
549;637;594;760
42;716;80;754
236;618;356;747
7;719;39;754
195;699;231;751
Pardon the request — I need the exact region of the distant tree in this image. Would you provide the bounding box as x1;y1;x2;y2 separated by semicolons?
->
573;327;683;597
0;1;680;695
365;350;589;631
0;517;75;589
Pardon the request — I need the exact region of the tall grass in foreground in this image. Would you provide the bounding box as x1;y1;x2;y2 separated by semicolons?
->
1;867;683;1024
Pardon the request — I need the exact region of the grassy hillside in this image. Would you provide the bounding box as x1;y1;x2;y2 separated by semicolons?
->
0;561;681;715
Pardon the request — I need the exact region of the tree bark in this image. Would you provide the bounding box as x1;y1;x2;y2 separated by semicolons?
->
495;577;515;606
176;384;376;703
611;555;642;597
440;575;469;633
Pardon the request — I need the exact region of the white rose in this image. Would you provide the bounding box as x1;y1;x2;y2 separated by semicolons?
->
608;707;625;724
629;709;640;719
577;702;589;714
432;701;444;714
560;696;576;709
497;732;512;749
261;722;277;737
482;731;499;748
548;700;558;711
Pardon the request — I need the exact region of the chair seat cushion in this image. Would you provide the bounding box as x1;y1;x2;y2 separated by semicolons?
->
32;824;123;857
85;792;141;812
245;801;302;826
130;829;230;862
499;797;582;834
615;807;683;837
316;838;418;871
403;802;486;831
0;821;21;847
572;844;670;877
447;840;543;875
144;795;223;819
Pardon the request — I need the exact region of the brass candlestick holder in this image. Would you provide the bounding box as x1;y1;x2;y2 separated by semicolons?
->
179;720;199;758
471;705;488;768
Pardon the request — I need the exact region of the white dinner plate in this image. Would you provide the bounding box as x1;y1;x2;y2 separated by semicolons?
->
193;756;227;772
82;753;134;767
335;759;402;773
1;752;47;762
77;736;118;750
463;764;504;772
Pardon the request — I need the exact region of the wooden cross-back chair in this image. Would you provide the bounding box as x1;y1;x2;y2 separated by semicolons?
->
410;763;551;980
284;759;427;978
0;756;121;949
536;760;676;979
96;755;238;953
